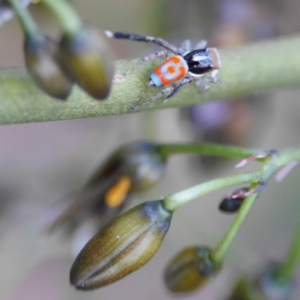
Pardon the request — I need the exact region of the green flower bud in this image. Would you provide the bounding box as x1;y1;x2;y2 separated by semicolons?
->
57;26;114;100
227;263;294;300
24;34;73;100
164;246;221;293
48;141;166;233
70;200;172;290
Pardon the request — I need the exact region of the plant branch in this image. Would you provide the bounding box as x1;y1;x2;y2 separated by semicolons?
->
161;146;300;263
210;189;259;265
0;35;299;124
8;0;39;37
156;142;260;160
162;146;300;212
41;0;82;36
162;170;262;212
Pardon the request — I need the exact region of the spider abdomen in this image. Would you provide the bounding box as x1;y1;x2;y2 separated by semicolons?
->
149;55;188;87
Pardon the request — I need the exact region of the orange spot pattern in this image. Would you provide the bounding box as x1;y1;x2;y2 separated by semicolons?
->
154;56;188;86
167;66;176;74
105;176;131;207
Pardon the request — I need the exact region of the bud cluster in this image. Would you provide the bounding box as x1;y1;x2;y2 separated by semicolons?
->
66;147;274;295
4;0;114;100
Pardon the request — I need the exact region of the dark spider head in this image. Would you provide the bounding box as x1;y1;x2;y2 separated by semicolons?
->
184;48;221;76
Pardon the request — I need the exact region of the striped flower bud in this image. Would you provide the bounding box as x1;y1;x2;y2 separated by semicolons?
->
57;26;114;100
47;141;166;234
164;246;221;293
219;187;249;213
24;33;73;100
70;200;172;290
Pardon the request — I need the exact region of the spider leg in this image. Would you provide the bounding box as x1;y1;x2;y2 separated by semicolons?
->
194;39;207;50
132;77;195;110
164;77;194;102
105;31;178;53
205;69;220;84
195;77;210;92
132;84;177;111
178;39;191;55
122;49;170;77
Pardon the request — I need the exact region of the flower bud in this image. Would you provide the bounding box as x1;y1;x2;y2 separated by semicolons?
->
70;200;172;290
24;33;73;100
164;246;221;293
227;263;294;300
47;141;166;234
57;26;114;100
219;187;249;213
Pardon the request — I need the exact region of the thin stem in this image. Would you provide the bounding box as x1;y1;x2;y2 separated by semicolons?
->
210;188;259;264
276;219;300;281
162;171;262;212
162;146;300;213
156;143;260;160
8;0;39;37
161;146;300;265
276;147;300;167
41;0;82;36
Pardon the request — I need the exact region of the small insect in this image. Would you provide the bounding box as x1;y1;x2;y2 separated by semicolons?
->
105;31;221;110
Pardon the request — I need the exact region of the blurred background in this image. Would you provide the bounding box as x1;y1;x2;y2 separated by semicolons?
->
0;0;300;299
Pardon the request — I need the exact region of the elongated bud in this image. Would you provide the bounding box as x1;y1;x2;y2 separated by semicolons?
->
70;200;172;289
24;34;73;100
57;26;114;100
219;187;249;213
227;263;294;300
164;246;221;293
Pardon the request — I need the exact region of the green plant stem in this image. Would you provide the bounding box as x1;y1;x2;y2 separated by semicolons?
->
8;0;39;37
162;146;300;212
161;147;300;265
41;0;82;36
156;143;259;160
276;219;300;281
0;35;299;125
210;188;258;265
276;146;300;166
163;171;262;212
